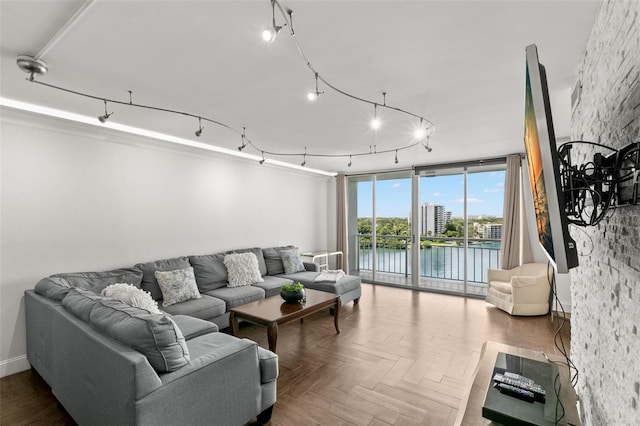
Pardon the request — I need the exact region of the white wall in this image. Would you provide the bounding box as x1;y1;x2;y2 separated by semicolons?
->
0;107;336;376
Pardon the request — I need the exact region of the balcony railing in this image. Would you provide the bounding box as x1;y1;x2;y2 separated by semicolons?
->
356;234;501;283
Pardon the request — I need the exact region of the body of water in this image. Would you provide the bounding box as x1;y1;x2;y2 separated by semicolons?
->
358;242;501;283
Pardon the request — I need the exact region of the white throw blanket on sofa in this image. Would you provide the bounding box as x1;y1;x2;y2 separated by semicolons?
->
314;269;345;282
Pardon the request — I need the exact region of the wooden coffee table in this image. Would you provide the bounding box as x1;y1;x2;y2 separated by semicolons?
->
229;288;340;353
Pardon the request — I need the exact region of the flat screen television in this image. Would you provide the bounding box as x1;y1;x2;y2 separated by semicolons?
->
523;44;579;273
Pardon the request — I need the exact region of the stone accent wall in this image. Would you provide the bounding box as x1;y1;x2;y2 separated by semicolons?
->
570;1;640;424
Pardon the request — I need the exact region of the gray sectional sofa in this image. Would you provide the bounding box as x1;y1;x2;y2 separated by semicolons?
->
25;245;361;426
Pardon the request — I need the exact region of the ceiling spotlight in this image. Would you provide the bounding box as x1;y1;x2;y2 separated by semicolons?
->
98;99;113;123
195;117;204;137
307;72;323;101
414;118;427;140
370;104;381;130
423;138;433;153
301;148;307;167
395;150;399;164
238;127;247;151
259;151;266;164
262;0;283;43
348;155;352;167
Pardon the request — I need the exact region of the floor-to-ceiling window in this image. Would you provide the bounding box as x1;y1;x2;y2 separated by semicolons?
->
348;159;505;297
348;171;412;284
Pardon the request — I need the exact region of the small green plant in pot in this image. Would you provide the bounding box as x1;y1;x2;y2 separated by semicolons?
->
280;282;305;303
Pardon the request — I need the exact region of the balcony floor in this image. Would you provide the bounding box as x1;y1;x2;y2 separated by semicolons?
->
358;270;488;297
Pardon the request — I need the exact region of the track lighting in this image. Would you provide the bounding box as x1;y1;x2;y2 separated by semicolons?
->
262;0;283;43
259;151;266;164
348;155;352;167
98;99;113;123
307;72;323;101
395;150;399;164
370;104;381;130
301;148;307;167
195;117;203;137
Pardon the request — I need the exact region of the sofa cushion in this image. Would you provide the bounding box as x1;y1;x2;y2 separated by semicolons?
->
170;315;218;340
60;288;105;322
62;288;190;373
263;245;297;276
227;247;267;276
35;268;143;302
160;294;226;320
252;275;293;298
101;283;161;314
188;253;228;292
154;267;201;307
204;286;265;310
224;253;264;287
281;249;305;275
135;257;191;301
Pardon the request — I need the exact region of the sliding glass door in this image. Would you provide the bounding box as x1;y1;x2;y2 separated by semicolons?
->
349;172;412;285
348;159;505;297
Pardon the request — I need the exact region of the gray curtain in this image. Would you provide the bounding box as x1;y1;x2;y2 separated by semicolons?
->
501;154;533;269
336;174;349;272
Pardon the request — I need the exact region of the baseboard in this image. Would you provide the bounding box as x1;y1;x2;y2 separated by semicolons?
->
552;310;572;322
0;354;30;378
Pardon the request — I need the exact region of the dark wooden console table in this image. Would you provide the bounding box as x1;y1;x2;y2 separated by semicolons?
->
456;341;580;425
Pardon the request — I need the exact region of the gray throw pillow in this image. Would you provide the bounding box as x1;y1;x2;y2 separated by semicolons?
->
281;249;305;274
154;267;201;307
135;257;191;301
263;245;297;275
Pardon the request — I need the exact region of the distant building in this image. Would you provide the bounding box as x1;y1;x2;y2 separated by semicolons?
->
419;202;445;236
483;223;503;239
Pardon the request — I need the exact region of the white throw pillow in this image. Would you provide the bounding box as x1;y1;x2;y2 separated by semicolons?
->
154;267;201;307
224;252;264;287
101;283;161;314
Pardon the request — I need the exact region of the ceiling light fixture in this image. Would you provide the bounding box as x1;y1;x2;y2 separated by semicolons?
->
259;151;266;164
423;137;433;152
238;127;248;151
98;99;113;123
301;147;307;167
307;72;323;101
195;117;203;137
261;0;284;43
370;104;381;130
395;150;399;164
348;155;352;168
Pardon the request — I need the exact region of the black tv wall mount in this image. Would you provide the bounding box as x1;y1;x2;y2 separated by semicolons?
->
558;141;639;227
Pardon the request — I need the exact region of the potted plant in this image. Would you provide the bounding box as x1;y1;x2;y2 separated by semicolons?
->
280;282;305;303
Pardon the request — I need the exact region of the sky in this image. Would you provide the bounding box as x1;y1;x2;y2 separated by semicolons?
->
357;170;506;218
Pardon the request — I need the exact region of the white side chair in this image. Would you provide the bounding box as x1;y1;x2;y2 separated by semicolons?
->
485;263;553;316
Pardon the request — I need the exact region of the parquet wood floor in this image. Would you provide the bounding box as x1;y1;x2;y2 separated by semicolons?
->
0;283;570;425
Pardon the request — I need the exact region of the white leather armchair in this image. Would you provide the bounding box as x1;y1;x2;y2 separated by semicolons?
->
485;263;553;316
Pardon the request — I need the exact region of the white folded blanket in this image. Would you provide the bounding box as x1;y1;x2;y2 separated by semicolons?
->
314;269;345;282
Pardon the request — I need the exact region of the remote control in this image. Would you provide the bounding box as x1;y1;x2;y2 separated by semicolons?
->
504;371;534;384
493;373;546;401
495;382;535;402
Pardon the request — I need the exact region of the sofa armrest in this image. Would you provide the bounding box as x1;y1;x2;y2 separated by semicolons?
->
488;268;511;283
304;262;320;272
257;346;278;383
510;276;545;288
138;335;263;426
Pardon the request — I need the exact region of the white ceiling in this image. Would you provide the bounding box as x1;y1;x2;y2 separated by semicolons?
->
0;0;600;174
